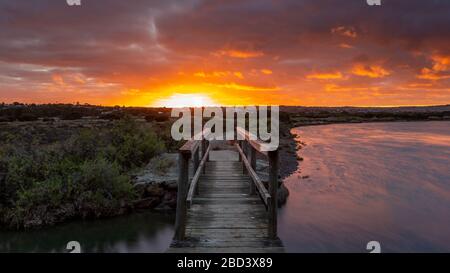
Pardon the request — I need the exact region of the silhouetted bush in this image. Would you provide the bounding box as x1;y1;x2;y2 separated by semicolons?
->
17;113;38;122
61;112;83;120
145;112;170;122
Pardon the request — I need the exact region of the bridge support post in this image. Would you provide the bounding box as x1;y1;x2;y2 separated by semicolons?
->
193;148;200;195
238;141;242;162
268;150;279;239
249;146;256;195
242;142;248;174
174;152;190;241
202;139;207;174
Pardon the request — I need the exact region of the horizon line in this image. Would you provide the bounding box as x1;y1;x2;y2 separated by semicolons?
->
2;101;450;109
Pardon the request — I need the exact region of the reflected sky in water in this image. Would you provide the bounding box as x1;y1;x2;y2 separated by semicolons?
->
0;212;174;253
279;121;450;252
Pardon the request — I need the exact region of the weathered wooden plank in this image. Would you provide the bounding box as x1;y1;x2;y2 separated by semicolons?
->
236;127;269;156
192;199;260;204
235;143;271;206
186;144;211;207
173;240;282;248
170;143;283;253
186;229;269;238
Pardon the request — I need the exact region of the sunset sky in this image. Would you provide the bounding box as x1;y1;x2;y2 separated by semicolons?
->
0;0;449;107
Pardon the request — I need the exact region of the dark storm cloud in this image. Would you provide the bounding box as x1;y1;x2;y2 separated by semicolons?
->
0;0;197;83
0;0;449;105
157;0;450;64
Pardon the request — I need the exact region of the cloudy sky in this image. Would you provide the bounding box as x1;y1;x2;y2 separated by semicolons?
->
0;0;449;106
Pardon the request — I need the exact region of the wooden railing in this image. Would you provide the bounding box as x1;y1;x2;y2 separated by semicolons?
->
174;135;210;241
235;127;279;239
173;128;279;241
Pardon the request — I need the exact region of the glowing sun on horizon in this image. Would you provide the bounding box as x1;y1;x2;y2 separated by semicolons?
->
153;93;218;108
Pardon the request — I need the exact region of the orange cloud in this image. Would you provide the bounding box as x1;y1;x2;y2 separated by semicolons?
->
407;83;433;88
52;74;65;85
72;74;86;84
331;26;357;38
417;55;450;80
339;43;354;49
351;64;390;78
194;71;244;79
325;83;380;92
306;72;344;80
431;55;450;72
417;68;450;80
261;69;273;75
215;49;264;59
207;82;279;91
234;72;244;79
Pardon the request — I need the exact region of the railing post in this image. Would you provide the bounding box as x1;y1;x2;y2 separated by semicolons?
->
249;146;256;195
202;139;207;174
238;141;242;162
193;148;200;175
193;148;200;195
268;150;279;239
174;152;190;241
206;141;210;162
242;142;247;174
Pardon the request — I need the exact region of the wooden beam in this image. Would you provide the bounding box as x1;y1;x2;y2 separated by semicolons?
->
235;143;271;206
236;127;268;157
179;130;212;155
174;152;190;241
249;145;256;195
268;150;279;239
179;140;199;155
186;144;212;208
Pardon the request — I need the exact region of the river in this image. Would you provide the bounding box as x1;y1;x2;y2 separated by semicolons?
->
279;121;450;252
1;121;449;252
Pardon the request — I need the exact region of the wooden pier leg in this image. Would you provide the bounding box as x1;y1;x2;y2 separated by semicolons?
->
242;142;248;174
249;146;256;195
238;141;242;162
206;141;210;162
202;139;207;174
268;150;279;239
174;152;190;241
193;149;200;195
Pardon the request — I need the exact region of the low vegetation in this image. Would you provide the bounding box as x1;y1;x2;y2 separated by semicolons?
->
0;117;165;229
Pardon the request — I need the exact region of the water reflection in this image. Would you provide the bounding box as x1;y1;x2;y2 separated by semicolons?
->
0;212;175;253
279;121;450;253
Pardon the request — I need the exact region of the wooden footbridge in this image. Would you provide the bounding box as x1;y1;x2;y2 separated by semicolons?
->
168;128;284;253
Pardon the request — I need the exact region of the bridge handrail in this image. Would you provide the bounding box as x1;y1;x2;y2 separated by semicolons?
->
186;144;211;208
179;130;206;155
174;127;279;241
235;127;279;239
174;130;210;241
235;143;271;206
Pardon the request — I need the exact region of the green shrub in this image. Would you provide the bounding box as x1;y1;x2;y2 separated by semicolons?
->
0;117;165;229
107;117;165;170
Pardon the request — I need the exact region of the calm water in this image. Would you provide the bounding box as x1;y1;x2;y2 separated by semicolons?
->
0;212;174;253
279;121;450;252
2;121;449;252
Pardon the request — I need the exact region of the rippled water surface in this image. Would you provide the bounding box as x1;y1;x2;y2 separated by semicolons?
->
279;121;450;252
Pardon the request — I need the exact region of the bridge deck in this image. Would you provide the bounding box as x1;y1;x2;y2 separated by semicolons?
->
168;149;284;253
